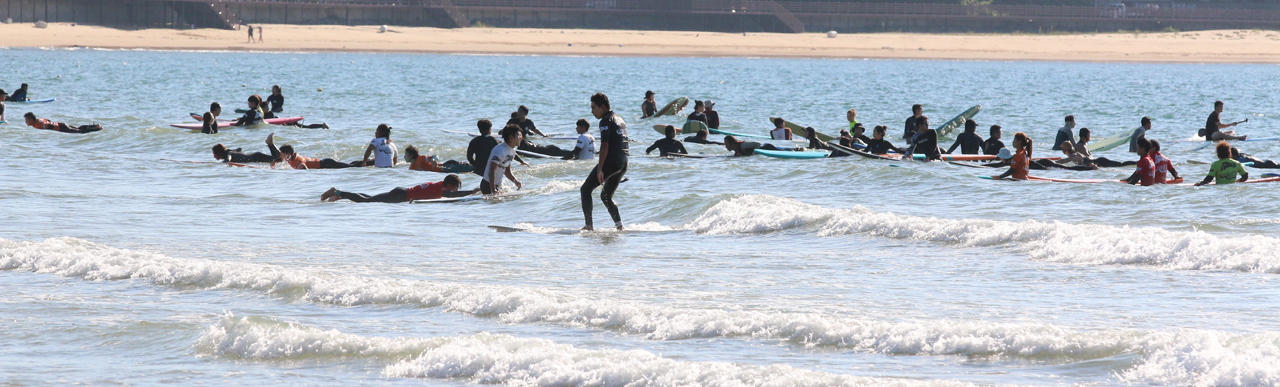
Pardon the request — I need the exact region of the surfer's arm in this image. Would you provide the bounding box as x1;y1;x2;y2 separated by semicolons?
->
505;169;521;190
360;143;376;167
675;141;687;155
444;188;479;198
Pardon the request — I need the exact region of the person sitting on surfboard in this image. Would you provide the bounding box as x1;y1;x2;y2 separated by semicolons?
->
847;124;873;146
564;119;597;160
1073;128;1135;168
646;125;688;157
704;100;720;129
1231;147;1280;169
22;112;102;134
1052;116;1077;151
269;133;361;169
864;126;903;155
232;95;264;127
904;104;923;141
212;133;279;163
1058;141;1094;168
6;83;28;102
641;91;657;119
359;124;398;168
320;174;476;203
992;133;1031;180
405;145;470;173
946;119;984;155
686;100;708;125
769;118;793;140
483;124;524;195
683;129;722;145
1203;101;1247;141
982;125;1004;156
1195;141;1249;186
904;116;940;161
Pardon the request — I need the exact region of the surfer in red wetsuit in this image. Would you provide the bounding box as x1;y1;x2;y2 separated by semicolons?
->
321;174;476;203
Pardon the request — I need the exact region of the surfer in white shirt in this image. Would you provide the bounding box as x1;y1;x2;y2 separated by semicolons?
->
483;124;523;194
361;124;398;167
564;119;596;160
770;117;793;140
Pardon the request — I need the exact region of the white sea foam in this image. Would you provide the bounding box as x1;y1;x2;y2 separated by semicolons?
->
5;236;1280;385
200;314;974;387
687;195;1280;273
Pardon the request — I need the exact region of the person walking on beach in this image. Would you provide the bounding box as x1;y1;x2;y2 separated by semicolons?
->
1203;101;1247;141
582;92;629;231
247;25;254;43
257;26;264;43
641;91;657;118
904;104;923;141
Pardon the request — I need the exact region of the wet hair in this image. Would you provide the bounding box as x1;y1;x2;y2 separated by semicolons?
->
376;123;391;138
212;144;229;160
443;174;462;188
1135;138;1152;153
203;112;216;131
404;145;419;160
723;135;738;145
694;100;704;110
1150;139;1162;152
210;102;222;112
517;105;529;114
915;116;929;130
500;123;521;142
839;137;852;147
590;92;610;110
696;129;709;138
1060;141;1073;152
1215;100;1224;108
773;117;785;127
1141;116;1151;126
989;125;1001;135
477;119;493;135
249;94;262;105
510;112;518;119
965;119;977;132
1216;141;1231;159
1065;115;1075;123
645;90;654;97
576;118;589;129
272;85;281;93
279;144;295;154
1079;127;1090;138
805;127;816;139
1014;132;1033;157
874;125;887;135
912;104;923;113
665;125;677;138
23;112;36;120
1230;147;1240;159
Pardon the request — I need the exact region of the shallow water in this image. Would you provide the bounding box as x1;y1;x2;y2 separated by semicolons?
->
2;47;1280;386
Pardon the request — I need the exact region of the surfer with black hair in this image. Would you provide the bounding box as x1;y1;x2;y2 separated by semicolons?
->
507;105;547;138
6;83;28;102
946;119;984;155
686;100;708;124
684;129;722;145
320;174;475;203
805;127;832;151
904;104;923;140
232;95;264;126
1073;128;1135;168
1231;147;1280;169
723;135;784;156
982;125;1004;155
1129;116;1152;153
992;132;1032;180
1052;115;1076;150
641;91;657;118
212;133;279;163
406;145;471;173
646;125;688;157
483;124;523;195
564;119;597;160
1124;138;1158;186
467;119;527;178
1204;101;1247;141
582;92;629;231
704;100;720;129
269;133;361;169
864;126;903;155
23;112;102;134
0;89;8;121
769;117;793;140
905;116;940;161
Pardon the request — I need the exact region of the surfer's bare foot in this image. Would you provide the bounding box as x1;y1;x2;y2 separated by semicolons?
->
320;187;337;202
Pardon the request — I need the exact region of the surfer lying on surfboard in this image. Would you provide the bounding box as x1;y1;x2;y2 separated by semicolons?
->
683;129;722;145
1195;141;1249;186
268;133;366;169
320;174;476;203
23;112;102;134
724;135;789;157
405;146;471;173
213;134;279;163
646;125;688;157
1232;147;1280;169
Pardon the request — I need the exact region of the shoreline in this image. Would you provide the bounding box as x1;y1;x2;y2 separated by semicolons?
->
6;23;1280;63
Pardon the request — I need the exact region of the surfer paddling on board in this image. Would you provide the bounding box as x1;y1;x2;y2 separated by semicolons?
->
1073;128;1135;168
684;129;722;145
1195;141;1249;186
6;83;29;102
483;124;524;195
646;125;688;157
904;104;923;141
992;132;1032;180
946;119;983;155
23;112;102;134
905;116;941;161
406;146;471;173
320;174;476;203
1052;116;1077;151
724;135;788;156
770;117;794;140
864;126;904;155
468;119;528;178
563;119;597;160
641;91;657;118
268;133;362;169
1231;147;1280;169
686;100;708;125
1203;101;1247;141
704;100;720;129
582;92;630;231
212;133;279;163
982;125;1004;155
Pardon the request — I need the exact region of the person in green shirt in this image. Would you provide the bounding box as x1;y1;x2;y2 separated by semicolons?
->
1195;141;1249;186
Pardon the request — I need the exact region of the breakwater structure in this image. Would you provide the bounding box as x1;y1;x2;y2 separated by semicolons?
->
2;0;1279;33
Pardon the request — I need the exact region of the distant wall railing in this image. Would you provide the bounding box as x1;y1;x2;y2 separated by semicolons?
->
780;2;1280;23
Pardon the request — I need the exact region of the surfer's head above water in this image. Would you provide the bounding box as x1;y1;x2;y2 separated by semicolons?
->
773;117;785;128
665;125;677;139
576;119;590;134
912;104;923;116
965;119;977;133
1078;127;1090;142
1141;116;1152;129
375;124;391;139
404;145;419;163
210;102;221;116
590;92;610;118
989;125;1002;140
915;116;929;131
516;105;529;120
847;109;857;122
212;144;229;161
873;125;887;140
694;100;704;113
477;119;493;135
1216;141;1232;159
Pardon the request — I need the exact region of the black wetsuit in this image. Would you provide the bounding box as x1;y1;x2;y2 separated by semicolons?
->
582;111;629;228
225;147;279;163
263;110;326;128
734;141;782;156
338;188;408;203
266;94;284;113
234;108;262;126
1239;154;1280;169
864;139;902;155
52;123;102;134
683;136;722;145
0;100;5;118
852;134;873;146
686;112;708;124
808;137;832;150
202;120;218;134
1204;112;1222;140
641;100;657;118
646;138;687;156
982;138;1005;156
947;131;983;155
467;135;499;177
903;116;918;141
507;117;543;137
7;88;27;101
706;110;720;129
907;129;941;161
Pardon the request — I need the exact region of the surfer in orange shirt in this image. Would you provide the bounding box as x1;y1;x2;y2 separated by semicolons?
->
405;145;471;173
23;112;102;134
266;132;361;169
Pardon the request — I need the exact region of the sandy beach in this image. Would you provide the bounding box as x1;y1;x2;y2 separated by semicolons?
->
4;23;1280;63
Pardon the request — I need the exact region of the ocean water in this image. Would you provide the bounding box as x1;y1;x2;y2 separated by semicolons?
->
2;47;1280;386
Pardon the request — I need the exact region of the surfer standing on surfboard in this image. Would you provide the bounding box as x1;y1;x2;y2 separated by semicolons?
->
641;91;657;119
582;92;628;231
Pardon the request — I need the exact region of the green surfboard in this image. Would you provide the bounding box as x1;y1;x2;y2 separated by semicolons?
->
768;117;837;143
935;105;982;139
1088;127;1141;153
654;97;689;117
652;120;707;135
